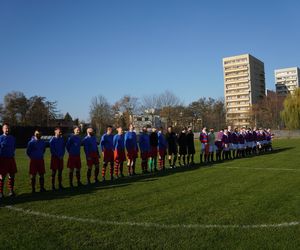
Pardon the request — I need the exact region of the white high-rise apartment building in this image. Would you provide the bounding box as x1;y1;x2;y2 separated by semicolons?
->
223;54;265;127
275;67;300;96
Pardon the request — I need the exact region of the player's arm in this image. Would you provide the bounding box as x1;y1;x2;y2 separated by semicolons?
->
26;141;33;157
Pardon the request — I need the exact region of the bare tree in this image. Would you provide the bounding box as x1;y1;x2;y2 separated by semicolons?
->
252;91;285;129
157;90;182;109
187;97;226;130
141;94;160;111
113;95;140;128
90;95;112;135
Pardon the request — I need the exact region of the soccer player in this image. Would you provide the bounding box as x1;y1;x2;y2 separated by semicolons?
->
113;126;126;178
139;126;150;174
100;125;114;181
231;128;239;158
252;127;258;155
158;127;167;170
165;126;178;168
245;128;254;156
237;128;246;158
227;126;233;159
199;127;208;163
177;127;187;166
49;127;65;191
125;124;138;176
222;128;230;160
149;127;158;172
215;129;224;162
266;128;273;152
186;126;195;166
66;126;82;187
82;128;100;184
26;130;46;193
208;128;216;163
0;123;17;199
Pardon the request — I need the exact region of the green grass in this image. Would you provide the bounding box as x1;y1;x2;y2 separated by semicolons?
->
0;139;300;249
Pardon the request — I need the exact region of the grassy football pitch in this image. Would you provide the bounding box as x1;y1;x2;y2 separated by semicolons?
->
0;139;300;249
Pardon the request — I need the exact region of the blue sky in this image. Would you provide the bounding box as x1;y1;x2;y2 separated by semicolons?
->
1;0;300;121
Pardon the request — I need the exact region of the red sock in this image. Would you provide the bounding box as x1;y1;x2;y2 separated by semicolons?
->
102;164;107;177
110;162;114;176
115;161;119;176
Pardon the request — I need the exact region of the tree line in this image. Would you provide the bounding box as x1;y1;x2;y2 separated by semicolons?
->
1;89;300;134
0;91;75;127
90;90;226;135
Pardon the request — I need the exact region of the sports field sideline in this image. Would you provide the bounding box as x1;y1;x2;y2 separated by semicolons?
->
0;139;299;249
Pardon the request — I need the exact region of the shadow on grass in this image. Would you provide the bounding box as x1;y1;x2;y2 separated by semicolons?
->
0;146;294;207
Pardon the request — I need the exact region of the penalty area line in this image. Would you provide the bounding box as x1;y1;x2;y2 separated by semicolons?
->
4;205;300;229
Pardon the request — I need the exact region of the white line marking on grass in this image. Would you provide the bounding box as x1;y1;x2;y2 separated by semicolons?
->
223;166;300;172
4;205;300;229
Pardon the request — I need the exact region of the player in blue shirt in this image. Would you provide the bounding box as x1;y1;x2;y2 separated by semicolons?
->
27;130;46;193
139;126;150;174
66;126;82;187
113;126;126;178
125;124;138;176
100;125;114;182
49;127;65;191
158;127;167;170
0;123;17;199
82;127;100;184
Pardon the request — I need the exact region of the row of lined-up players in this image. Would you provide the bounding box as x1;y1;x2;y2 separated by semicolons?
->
0;123;272;199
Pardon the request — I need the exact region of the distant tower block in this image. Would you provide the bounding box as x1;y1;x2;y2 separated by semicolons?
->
223;54;266;128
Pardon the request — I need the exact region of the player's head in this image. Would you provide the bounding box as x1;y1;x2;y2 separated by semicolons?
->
228;125;232;131
167;126;172;133
159;126;164;133
107;125;113;134
187;126;192;132
152;127;157;132
116;126;123;134
182;127;187;133
54;127;62;137
73;126;80;135
234;127;238;132
224;128;228;133
87;127;94;136
210;128;214;133
129;123;134;131
2;122;10;135
202;126;207;132
34;130;42;140
142;126;147;133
